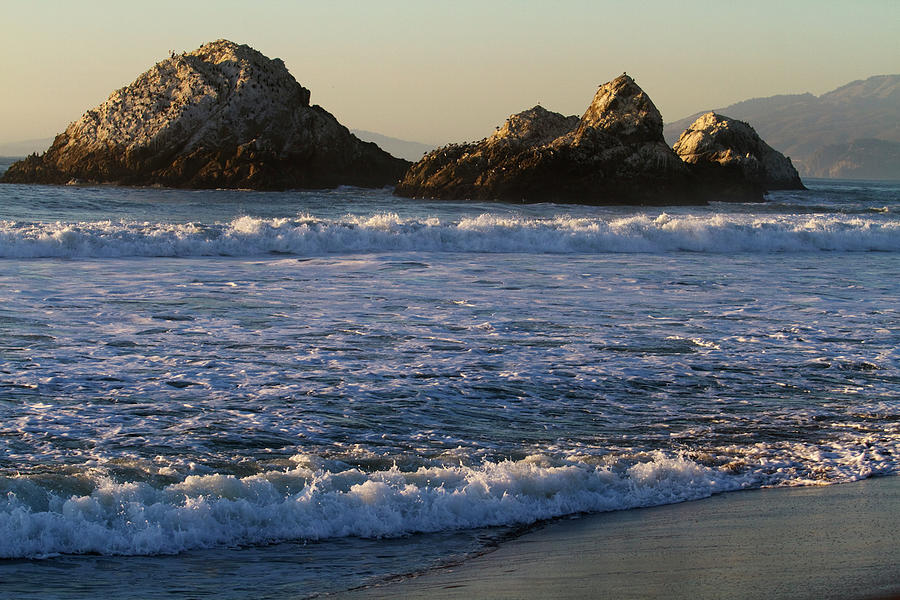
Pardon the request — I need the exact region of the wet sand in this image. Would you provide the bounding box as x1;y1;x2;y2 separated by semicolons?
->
340;475;900;600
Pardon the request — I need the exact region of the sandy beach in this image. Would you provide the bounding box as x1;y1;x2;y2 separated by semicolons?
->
340;475;900;600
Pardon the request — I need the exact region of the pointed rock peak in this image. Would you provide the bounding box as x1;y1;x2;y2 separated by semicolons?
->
487;105;580;147
190;39;269;66
575;74;664;143
195;38;243;53
184;39;301;96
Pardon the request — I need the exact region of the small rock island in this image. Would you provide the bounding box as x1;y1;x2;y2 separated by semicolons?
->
1;40;410;190
396;75;803;205
674;112;805;191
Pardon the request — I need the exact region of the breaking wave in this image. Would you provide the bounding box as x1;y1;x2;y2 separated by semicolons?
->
1;453;748;558
1;212;899;258
4;434;896;560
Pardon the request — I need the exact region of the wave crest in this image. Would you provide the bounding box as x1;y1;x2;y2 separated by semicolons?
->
1;213;899;258
0;453;743;558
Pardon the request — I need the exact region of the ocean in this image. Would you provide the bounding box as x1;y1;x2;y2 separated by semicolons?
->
0;175;898;598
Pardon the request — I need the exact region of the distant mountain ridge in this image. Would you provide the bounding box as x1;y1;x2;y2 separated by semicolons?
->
664;74;900;180
350;130;435;162
0;138;54;157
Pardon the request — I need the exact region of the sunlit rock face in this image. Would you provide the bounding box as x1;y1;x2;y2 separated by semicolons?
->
572;74;664;145
396;75;725;205
2;40;409;189
674;112;804;190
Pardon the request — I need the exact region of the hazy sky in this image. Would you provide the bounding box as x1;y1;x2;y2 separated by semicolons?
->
1;0;898;146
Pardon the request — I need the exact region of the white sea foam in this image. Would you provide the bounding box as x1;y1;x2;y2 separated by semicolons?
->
2;181;898;570
1;213;898;258
0;454;747;558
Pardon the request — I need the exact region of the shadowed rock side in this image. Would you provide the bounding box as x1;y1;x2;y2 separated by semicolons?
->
674;112;804;191
1;40;410;189
396;75;759;205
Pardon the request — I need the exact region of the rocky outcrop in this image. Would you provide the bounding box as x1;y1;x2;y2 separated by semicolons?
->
395;105;582;201
396;75;755;205
1;40;409;189
673;112;804;191
663;74;900;180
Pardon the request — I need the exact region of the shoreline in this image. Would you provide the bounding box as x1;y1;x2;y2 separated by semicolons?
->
339;475;900;600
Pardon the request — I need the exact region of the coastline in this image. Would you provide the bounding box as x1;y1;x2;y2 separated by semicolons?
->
339;475;900;600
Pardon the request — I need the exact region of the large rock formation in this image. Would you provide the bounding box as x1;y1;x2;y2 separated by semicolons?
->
395;75;756;205
674;112;804;191
1;40;409;189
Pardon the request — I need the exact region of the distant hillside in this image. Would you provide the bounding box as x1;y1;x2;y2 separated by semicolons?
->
0;138;53;157
664;75;900;180
805;138;900;180
351;130;435;162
